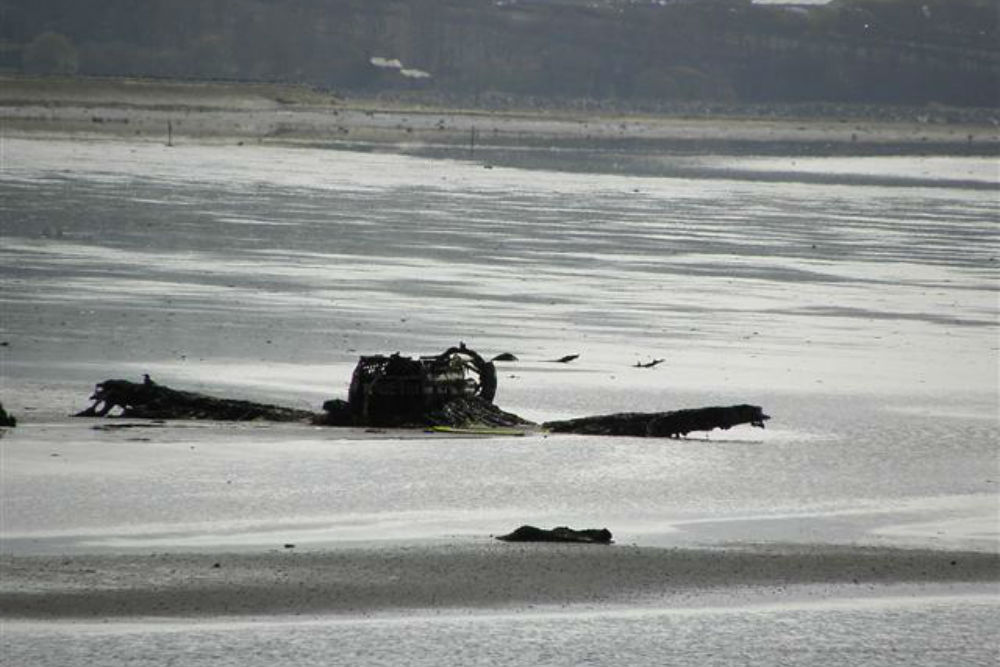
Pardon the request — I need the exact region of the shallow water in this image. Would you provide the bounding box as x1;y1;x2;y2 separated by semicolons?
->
1;138;996;399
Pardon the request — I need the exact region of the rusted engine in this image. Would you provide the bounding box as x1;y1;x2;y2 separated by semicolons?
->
347;344;497;427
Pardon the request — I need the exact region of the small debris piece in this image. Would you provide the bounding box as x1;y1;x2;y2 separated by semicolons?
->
549;354;580;363
496;525;613;544
0;402;16;428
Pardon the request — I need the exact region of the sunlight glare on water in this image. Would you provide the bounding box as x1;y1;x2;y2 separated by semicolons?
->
1;138;997;399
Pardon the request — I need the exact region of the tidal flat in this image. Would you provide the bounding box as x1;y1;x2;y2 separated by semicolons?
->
1;88;998;665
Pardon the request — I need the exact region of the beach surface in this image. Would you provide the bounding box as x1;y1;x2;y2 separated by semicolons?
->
1;76;998;665
2;543;998;619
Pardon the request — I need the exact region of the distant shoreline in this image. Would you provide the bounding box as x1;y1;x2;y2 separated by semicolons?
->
3;76;998;157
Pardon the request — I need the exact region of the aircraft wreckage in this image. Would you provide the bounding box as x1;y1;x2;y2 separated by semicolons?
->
74;343;770;437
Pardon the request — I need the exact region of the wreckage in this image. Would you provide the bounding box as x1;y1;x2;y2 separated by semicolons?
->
315;343;529;428
0;402;15;428
75;376;313;422
543;405;769;438
74;344;770;437
344;343;497;426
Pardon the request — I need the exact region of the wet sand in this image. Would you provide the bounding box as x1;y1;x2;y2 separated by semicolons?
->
2;543;997;619
3;78;998;642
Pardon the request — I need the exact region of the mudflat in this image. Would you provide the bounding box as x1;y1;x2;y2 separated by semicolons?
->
2;76;997;667
2;543;998;618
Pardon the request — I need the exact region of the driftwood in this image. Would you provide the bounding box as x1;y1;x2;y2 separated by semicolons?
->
0;402;15;428
543;404;770;438
75;377;314;422
633;359;664;368
496;525;613;544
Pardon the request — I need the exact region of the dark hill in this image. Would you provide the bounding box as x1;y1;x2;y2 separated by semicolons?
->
2;0;997;107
